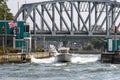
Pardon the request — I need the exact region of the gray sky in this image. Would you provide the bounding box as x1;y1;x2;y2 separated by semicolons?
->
7;0;48;16
7;0;50;29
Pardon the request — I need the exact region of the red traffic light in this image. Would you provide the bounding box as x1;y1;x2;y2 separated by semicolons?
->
2;26;5;33
114;26;118;29
114;26;118;33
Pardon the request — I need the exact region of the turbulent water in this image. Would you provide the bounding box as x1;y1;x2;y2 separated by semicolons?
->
0;54;120;80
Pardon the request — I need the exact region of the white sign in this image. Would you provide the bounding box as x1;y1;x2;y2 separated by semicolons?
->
108;39;112;51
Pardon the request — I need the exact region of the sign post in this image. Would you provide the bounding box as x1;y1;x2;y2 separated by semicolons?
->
2;26;5;54
114;26;118;51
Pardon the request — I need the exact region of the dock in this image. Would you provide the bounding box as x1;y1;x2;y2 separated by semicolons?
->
0;52;53;63
101;51;120;64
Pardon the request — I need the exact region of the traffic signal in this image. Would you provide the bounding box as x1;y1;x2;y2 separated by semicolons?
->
114;26;118;33
115;28;117;33
24;24;29;32
1;26;5;34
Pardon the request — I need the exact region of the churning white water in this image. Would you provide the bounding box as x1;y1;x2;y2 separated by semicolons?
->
71;54;100;64
31;56;56;64
31;54;100;64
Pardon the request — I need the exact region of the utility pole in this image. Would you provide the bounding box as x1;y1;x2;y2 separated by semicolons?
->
2;0;7;53
2;26;5;54
114;26;118;51
4;0;7;51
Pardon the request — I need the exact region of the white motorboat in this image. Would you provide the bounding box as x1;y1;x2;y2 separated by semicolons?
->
56;47;72;62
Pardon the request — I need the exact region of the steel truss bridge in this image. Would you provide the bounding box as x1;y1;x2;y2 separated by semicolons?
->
15;0;120;38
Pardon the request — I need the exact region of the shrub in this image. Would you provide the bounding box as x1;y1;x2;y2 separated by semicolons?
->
36;46;41;52
9;48;21;53
0;49;4;55
82;44;94;50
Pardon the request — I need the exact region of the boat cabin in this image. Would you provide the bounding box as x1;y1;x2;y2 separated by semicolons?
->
58;47;70;53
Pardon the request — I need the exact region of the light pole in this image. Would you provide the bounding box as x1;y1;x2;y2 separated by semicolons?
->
2;0;7;53
2;26;5;54
4;0;7;50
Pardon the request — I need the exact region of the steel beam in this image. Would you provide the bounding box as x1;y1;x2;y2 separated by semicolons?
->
41;5;44;31
70;2;73;34
14;0;120;37
89;2;91;34
81;2;95;31
78;2;80;31
92;4;106;32
73;2;88;32
61;2;77;31
36;7;51;31
60;2;63;31
43;4;59;31
54;3;70;31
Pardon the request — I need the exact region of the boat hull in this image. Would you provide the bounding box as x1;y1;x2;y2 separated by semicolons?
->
56;53;72;62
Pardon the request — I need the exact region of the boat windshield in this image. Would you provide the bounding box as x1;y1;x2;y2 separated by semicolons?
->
58;47;70;53
58;50;68;53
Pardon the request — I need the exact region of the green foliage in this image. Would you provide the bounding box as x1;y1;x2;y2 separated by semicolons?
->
0;0;14;20
9;48;21;53
0;49;4;55
0;0;4;3
82;44;94;50
0;46;4;55
70;48;82;51
90;38;104;50
36;46;41;52
0;46;21;54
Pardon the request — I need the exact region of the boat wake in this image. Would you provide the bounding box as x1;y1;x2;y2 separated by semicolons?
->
31;54;100;64
31;56;56;64
71;55;100;64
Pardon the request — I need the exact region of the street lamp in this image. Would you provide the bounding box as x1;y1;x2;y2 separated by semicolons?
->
4;0;7;48
2;0;8;54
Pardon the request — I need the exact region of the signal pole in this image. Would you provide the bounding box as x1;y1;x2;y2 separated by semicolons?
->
2;26;5;54
114;26;118;51
4;0;7;51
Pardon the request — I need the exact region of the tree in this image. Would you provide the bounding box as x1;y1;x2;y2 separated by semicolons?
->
82;44;94;50
0;0;14;20
90;38;104;50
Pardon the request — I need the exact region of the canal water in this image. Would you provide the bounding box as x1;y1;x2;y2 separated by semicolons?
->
0;54;120;80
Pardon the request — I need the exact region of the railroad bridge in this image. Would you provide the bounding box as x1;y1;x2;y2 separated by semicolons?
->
15;0;120;41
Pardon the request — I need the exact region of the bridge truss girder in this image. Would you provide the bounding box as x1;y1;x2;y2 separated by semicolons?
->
15;0;120;37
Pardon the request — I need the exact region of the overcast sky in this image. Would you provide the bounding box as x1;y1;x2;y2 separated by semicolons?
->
7;0;49;16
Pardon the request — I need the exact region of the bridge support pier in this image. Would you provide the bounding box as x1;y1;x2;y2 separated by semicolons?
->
63;41;68;47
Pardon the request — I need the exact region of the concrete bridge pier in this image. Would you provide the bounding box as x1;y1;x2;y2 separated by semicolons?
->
63;41;68;47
